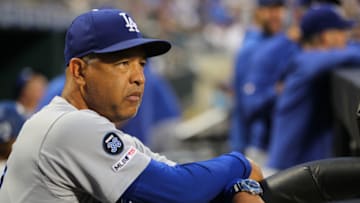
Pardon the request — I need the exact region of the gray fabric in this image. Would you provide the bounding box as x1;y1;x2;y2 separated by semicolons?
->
0;96;172;203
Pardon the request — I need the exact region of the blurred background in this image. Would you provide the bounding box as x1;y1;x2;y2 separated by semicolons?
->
2;0;360;175
0;0;254;107
0;0;256;163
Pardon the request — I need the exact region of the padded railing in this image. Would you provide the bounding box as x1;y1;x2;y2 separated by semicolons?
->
260;158;360;203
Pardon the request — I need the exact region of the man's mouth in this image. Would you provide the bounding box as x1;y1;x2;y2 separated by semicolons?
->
126;92;142;102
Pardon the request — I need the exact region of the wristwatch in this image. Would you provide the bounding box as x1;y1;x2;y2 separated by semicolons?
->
231;178;263;196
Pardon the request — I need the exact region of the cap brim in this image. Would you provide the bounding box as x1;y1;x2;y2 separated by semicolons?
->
339;19;356;30
93;38;171;57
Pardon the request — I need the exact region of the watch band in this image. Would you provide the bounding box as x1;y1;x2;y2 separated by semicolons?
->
232;178;263;196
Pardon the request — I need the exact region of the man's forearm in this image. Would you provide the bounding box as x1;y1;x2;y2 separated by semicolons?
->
233;192;264;203
122;152;252;203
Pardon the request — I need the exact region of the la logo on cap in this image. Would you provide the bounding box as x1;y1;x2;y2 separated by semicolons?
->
64;8;171;65
119;12;139;33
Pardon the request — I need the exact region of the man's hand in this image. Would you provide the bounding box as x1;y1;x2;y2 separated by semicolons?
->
233;192;265;203
231;158;265;202
248;159;264;181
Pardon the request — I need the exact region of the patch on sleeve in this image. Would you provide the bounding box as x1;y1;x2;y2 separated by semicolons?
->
103;132;124;155
112;146;137;172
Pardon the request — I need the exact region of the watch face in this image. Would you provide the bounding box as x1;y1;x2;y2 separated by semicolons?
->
239;179;263;195
244;179;260;188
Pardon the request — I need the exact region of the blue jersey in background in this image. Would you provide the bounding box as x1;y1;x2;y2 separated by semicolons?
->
268;48;360;169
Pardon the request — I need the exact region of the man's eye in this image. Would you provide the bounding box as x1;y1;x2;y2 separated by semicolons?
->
115;61;129;67
140;61;147;67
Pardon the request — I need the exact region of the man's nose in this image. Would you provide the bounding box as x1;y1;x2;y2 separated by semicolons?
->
130;63;145;86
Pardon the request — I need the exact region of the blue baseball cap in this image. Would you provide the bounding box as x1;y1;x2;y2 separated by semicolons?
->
257;0;285;6
64;9;171;65
295;0;341;7
14;67;34;99
313;0;341;5
0;102;25;144
300;5;355;39
296;0;312;6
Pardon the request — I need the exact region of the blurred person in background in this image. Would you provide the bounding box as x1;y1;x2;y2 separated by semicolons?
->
229;0;286;153
201;0;245;53
36;73;65;110
343;0;360;49
241;0;341;168
266;4;360;174
0;67;47;171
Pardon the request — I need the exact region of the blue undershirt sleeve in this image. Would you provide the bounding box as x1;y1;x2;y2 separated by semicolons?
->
121;152;251;203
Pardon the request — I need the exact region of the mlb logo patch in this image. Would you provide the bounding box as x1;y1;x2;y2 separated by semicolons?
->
103;132;123;155
112;146;137;172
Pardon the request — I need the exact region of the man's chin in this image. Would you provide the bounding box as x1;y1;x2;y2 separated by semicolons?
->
112;111;138;127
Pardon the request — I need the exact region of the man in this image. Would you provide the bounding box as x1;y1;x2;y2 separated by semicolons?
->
267;4;360;171
0;9;264;203
37;64;181;146
230;0;286;152
0;68;47;171
240;0;341;171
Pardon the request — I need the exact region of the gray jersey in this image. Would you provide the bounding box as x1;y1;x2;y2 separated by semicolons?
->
0;96;175;203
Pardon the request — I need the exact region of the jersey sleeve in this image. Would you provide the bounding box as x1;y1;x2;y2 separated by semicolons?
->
126;134;176;166
38;110;151;203
122;152;251;203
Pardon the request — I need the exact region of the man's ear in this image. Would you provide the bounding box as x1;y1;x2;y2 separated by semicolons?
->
68;58;87;86
319;31;331;48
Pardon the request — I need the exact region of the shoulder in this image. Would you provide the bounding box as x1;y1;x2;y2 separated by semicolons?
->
51;109;115;139
40;109;131;158
253;35;295;59
46;109;139;150
237;30;264;53
36;98;138;154
266;34;297;52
